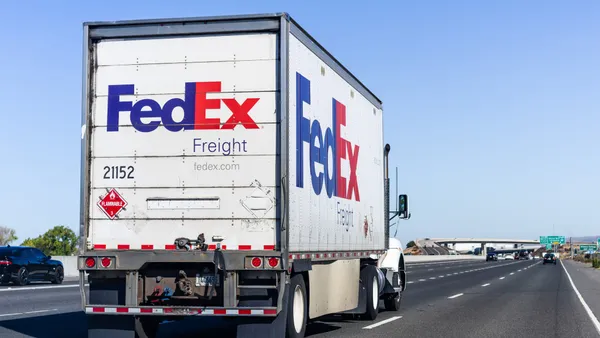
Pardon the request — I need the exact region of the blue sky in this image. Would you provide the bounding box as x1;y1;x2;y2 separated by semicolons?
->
0;1;598;246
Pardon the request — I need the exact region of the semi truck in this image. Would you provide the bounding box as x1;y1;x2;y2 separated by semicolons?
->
78;13;410;338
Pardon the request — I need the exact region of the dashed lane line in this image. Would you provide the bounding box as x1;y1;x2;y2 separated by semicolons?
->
0;284;88;292
363;316;402;329
0;309;58;318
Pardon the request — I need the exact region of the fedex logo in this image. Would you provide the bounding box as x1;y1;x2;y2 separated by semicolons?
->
106;82;260;132
295;72;360;202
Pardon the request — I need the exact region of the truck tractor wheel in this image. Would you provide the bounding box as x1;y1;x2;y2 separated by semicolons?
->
286;274;308;338
384;292;402;311
360;265;380;321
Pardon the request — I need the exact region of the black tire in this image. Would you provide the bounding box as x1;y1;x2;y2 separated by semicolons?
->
134;317;160;338
383;292;402;311
360;265;380;321
285;274;308;338
16;267;30;286
52;266;64;284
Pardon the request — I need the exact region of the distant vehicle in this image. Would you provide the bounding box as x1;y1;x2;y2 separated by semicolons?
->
543;253;557;265
504;254;514;260
486;252;498;261
0;246;64;285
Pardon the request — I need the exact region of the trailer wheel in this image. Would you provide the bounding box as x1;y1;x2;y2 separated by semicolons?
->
360;265;379;321
286;274;308;338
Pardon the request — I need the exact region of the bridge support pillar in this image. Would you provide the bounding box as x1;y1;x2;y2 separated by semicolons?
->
481;243;487;256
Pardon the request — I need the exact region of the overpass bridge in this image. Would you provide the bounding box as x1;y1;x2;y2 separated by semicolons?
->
417;238;543;256
429;238;540;245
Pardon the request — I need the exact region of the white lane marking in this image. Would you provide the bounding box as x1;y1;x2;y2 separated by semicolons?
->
0;284;87;292
407;281;414;284
481;283;490;287
510;272;514;275
518;269;522;272
23;309;56;314
560;260;600;334
448;293;463;299
499;277;505;280
408;260;526;283
0;308;57;317
363;316;402;329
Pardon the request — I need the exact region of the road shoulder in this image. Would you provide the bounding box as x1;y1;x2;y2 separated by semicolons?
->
561;259;600;332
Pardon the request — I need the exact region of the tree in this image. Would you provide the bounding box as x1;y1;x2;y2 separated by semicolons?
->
0;226;18;245
406;240;416;248
20;225;78;256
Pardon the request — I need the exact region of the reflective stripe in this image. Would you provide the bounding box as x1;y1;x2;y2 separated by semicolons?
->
85;306;278;316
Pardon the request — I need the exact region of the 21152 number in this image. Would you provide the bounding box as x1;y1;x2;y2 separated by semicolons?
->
103;166;135;180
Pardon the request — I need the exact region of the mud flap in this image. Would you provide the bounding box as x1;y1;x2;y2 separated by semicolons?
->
235;285;289;338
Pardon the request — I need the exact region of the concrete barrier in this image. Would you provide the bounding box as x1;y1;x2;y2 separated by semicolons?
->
53;254;485;277
405;255;485;263
52;256;78;277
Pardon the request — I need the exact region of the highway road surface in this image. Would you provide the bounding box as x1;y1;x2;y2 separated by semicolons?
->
1;258;599;337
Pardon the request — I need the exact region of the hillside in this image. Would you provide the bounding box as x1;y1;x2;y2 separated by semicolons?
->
569;236;599;243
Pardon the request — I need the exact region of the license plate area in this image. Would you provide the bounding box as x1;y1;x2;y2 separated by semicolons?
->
196;274;220;287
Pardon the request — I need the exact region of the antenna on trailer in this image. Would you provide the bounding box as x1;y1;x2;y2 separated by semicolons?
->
396;167;398;214
394;167;399;237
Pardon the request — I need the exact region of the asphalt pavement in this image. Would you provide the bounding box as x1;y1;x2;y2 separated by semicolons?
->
0;259;598;337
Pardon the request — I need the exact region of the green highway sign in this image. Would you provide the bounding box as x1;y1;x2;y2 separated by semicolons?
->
580;244;597;251
545;244;552;250
540;236;565;245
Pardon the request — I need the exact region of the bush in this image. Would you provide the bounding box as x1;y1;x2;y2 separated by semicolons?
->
593;258;600;269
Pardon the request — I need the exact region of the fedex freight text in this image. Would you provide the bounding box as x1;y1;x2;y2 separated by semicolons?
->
193;138;248;156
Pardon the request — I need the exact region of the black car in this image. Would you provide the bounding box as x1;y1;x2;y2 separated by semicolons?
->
486;252;498;261
543;253;557;265
0;246;64;285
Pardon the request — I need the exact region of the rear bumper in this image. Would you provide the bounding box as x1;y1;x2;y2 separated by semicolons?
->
79;251;287;318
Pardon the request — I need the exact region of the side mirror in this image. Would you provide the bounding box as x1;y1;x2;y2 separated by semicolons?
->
398;194;410;219
46;255;52;260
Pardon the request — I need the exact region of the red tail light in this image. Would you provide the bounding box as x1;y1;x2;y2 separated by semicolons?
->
85;257;96;268
0;260;11;266
100;257;112;268
250;257;263;268
267;257;280;268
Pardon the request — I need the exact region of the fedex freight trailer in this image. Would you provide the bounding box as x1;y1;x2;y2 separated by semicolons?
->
78;13;410;338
